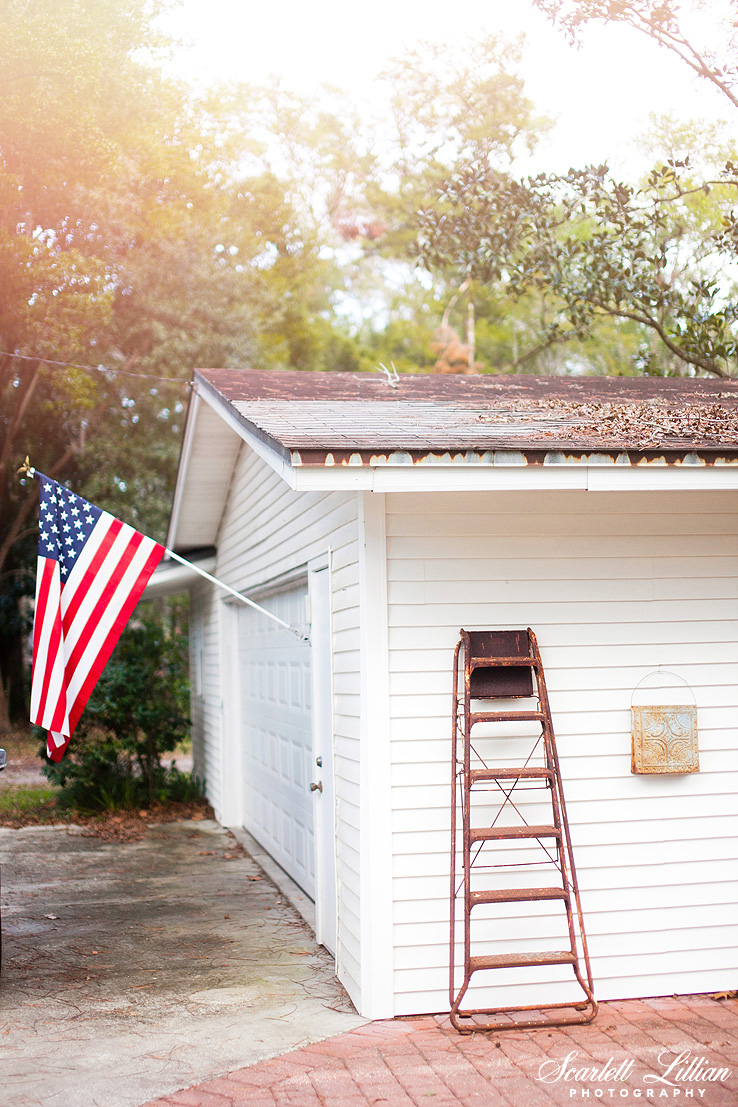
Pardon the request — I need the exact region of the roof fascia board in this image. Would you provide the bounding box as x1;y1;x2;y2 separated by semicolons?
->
586;465;738;491
289;462;738;493
195;374;296;489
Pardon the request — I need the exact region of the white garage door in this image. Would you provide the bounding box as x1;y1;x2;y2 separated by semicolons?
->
237;583;315;898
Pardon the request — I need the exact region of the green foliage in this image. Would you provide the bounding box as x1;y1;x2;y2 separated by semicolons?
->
416;157;738;378
39;607;197;811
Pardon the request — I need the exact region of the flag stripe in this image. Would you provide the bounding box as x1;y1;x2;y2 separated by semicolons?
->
31;558;65;729
61;515;122;633
62;530;145;698
34;564;65;732
47;730;69;763
63;533;157;707
30;557;55;720
60;522;136;666
62;508;117;601
68;540;164;732
63;534;163;720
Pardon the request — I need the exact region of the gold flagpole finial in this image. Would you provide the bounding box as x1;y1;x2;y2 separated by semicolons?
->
17;456;36;479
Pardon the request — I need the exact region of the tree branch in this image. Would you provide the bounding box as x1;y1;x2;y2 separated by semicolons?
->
510;325;581;369
647;24;738;113
589;301;730;378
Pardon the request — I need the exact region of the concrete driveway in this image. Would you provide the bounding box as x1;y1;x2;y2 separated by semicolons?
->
0;819;364;1107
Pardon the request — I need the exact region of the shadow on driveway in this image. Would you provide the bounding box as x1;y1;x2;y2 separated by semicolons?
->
0;819;364;1107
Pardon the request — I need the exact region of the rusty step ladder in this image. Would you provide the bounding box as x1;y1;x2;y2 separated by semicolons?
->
449;628;597;1032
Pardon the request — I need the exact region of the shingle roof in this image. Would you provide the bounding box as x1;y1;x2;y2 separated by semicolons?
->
195;368;738;463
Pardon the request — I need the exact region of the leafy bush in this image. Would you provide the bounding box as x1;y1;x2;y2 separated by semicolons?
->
39;610;198;811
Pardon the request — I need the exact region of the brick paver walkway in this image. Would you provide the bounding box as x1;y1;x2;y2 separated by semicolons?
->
140;994;738;1107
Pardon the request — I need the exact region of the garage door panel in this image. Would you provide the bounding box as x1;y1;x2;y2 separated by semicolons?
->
238;584;315;898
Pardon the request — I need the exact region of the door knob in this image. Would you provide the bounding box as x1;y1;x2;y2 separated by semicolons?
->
310;781;323;793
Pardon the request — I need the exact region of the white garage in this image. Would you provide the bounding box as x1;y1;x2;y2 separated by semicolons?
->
167;367;738;1023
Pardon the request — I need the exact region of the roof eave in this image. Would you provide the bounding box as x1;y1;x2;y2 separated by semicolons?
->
181;373;738;497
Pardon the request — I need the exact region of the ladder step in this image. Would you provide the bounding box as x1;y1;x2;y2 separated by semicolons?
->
470;657;537;668
469;824;560;844
470;887;568;907
470;710;545;724
469;951;576;972
469;766;553;783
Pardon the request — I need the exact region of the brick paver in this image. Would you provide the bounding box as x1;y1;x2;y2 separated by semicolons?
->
140;995;738;1107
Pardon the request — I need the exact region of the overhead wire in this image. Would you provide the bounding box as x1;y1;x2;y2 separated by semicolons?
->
0;349;191;386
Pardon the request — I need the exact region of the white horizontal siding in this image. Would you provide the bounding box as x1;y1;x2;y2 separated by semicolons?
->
189;581;221;805
385;488;738;1014
189;442;361;1011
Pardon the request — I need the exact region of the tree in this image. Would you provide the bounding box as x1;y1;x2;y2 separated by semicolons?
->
0;0;349;726
415;3;738;379
192;39;552;380
417;157;738;378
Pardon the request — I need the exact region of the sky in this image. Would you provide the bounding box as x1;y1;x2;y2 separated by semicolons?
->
164;0;732;175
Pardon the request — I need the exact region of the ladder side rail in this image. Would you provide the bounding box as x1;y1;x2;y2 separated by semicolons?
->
541;714;583;971
532;646;585;971
528;629;597;999
461;632;474;993
449;637;462;1008
528;654;579;962
543;719;596;997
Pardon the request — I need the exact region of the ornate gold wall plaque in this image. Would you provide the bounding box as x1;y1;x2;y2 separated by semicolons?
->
631;704;699;774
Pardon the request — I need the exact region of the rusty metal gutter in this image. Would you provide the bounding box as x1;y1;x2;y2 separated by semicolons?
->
289;448;738;468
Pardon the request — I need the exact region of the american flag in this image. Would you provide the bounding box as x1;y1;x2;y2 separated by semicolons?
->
30;475;165;761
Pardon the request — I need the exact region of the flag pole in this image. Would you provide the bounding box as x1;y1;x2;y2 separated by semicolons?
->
19;459;309;643
164;550;309;642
